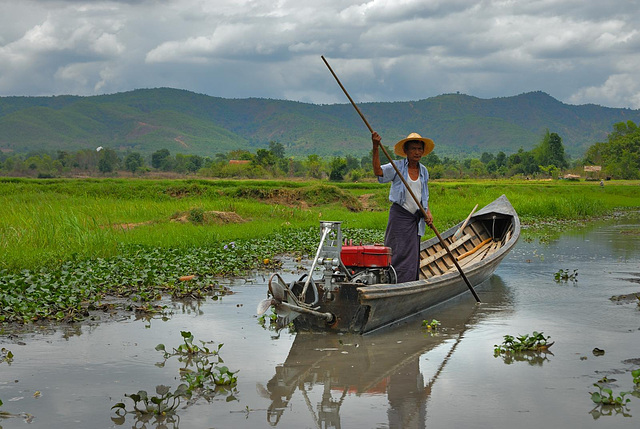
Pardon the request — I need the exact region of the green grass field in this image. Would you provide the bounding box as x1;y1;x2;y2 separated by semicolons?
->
2;177;639;271
1;177;638;323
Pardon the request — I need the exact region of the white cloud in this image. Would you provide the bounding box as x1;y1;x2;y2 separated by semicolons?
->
0;0;640;108
569;74;640;109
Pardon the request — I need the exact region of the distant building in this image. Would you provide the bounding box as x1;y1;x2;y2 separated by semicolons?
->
229;160;250;165
563;174;580;181
584;165;602;180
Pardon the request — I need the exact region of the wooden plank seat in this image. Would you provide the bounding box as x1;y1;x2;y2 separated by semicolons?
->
419;232;474;268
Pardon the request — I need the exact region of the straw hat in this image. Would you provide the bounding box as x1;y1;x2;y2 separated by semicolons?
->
393;133;435;157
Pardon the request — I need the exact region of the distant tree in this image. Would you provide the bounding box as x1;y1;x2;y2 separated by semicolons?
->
329;157;347;181
480;152;494;164
345;155;360;172
25;155;40;171
259;142;284;173
609;120;638;140
534;130;568;169
228;149;253;161
423;153;441;167
151;149;172;170
548;133;568;169
486;159;498;174
346;167;366;182
23;154;57;178
467;159;487;177
360;152;373;170
124;152;145;173
508;150;522;166
74;149;99;171
56;150;73;169
508;148;538;176
305;154;323;179
288;158;305;177
2;156;22;175
214;152;228;164
521;152;539;175
186;155;203;173
584;120;640;179
52;159;64;174
268;141;285;159
428;164;444;179
441;157;462;178
606;150;640;179
496;151;507;168
98;148;120;173
539;164;560;179
173;154;203;174
253;149;277;169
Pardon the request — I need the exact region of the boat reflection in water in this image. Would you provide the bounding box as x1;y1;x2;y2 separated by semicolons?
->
263;276;513;428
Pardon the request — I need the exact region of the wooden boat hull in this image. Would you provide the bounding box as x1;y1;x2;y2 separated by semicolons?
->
358;245;510;332
277;195;520;334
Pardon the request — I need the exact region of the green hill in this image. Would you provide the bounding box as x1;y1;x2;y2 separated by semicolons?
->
1;88;638;159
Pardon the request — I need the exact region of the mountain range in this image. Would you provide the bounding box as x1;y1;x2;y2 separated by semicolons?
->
1;87;638;159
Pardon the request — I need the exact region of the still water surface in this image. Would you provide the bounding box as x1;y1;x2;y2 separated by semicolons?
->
1;217;639;429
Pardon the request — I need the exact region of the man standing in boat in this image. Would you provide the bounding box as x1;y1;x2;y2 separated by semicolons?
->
372;131;434;283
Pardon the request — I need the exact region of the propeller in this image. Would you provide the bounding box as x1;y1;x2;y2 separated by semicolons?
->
258;273;304;324
273;302;291;317
257;298;276;315
268;273;287;301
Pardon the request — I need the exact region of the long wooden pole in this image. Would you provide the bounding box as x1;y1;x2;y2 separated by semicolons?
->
321;55;481;302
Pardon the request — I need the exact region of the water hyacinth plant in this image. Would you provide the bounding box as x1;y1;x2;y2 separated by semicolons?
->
554;269;578;283
494;331;554;356
0;347;13;365
590;384;631;407
421;319;440;330
112;384;190;416
0;226;383;324
113;331;238;424
155;331;238;397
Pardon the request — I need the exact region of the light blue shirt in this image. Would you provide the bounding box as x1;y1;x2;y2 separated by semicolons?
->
378;159;430;236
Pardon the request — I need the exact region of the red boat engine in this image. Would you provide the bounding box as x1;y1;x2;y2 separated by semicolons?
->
340;244;397;285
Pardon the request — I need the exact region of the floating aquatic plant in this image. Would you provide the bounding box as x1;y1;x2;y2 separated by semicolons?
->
421;319;440;330
494;331;554;356
0;226;382;324
112;384;189;417
554;268;578;283
0;348;12;365
113;331;238;423
590;383;631;407
156;331;238;395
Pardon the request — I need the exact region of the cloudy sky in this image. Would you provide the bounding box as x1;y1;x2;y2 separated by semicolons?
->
1;0;639;108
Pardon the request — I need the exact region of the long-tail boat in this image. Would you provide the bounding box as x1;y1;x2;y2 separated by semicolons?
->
257;194;519;334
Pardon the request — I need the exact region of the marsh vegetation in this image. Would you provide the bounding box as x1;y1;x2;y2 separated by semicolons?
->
1;177;639;325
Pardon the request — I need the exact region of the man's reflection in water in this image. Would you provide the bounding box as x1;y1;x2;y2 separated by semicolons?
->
388;358;427;429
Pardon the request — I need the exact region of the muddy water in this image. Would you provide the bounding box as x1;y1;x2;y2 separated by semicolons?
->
1;217;639;429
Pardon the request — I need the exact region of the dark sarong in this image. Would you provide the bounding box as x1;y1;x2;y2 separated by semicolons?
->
384;203;421;283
